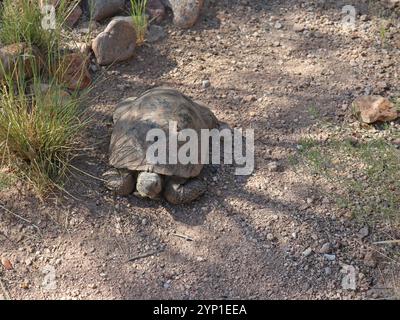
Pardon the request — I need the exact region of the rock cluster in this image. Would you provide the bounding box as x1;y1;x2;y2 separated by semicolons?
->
84;0;204;65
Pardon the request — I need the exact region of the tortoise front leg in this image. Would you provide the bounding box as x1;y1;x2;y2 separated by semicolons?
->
164;177;207;205
103;169;135;196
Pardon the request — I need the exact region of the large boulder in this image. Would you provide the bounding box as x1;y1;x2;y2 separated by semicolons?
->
83;0;125;21
169;0;204;28
92;19;137;66
352;95;398;124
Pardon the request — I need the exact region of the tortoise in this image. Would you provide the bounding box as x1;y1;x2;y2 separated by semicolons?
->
103;87;219;204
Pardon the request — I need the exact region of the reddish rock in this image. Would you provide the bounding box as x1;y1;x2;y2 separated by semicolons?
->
1;258;13;271
0;43;44;81
59;53;92;90
352;95;398;124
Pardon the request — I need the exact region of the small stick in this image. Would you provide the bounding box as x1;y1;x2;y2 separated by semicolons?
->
373;240;400;245
126;249;164;263
172;233;193;242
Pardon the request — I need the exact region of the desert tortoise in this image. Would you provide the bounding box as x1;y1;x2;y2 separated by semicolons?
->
103;87;219;204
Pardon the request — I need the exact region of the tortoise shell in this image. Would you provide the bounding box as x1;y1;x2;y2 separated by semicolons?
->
109;87;218;178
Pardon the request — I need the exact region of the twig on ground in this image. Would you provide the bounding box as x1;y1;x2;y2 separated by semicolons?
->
172;233;194;242
373;240;400;245
126;249;164;263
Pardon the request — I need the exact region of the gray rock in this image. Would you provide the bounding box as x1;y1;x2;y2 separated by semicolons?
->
324;254;336;261
320;242;332;254
202;79;211;88
303;248;313;257
324;267;332;275
85;0;125;21
358;226;369;239
163;280;171;289
92;19;137;66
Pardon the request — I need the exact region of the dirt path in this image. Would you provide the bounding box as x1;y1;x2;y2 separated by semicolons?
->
1;0;399;300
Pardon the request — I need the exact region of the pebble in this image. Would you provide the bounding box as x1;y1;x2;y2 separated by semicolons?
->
202;79;211;88
267;161;280;172
25;257;33;266
320;242;332;254
89;283;98;289
358;226;369;239
163;281;171;289
243;95;256;103
303;248;313;257
324;267;332;275
1;258;13;270
90;64;99;72
293;23;305;32
20;280;30;289
324;254;336;261
266;233;275;241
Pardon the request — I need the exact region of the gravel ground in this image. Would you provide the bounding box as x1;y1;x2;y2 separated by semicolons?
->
1;0;399;300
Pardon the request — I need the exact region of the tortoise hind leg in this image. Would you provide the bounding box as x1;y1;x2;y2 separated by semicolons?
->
164;177;207;205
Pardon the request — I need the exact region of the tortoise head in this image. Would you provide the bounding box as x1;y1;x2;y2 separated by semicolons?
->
136;172;163;199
